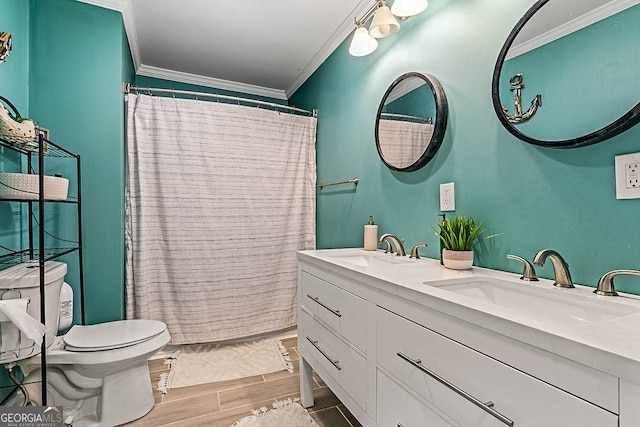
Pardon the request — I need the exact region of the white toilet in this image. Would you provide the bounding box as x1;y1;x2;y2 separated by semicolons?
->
0;261;170;426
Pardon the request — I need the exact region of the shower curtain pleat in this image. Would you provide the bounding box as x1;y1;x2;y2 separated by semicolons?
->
125;94;316;344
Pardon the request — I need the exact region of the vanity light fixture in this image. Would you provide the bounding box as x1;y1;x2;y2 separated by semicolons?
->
349;22;379;57
369;1;400;38
348;0;428;57
391;0;428;21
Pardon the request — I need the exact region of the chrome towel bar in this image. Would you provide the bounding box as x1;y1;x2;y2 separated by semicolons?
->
316;178;358;190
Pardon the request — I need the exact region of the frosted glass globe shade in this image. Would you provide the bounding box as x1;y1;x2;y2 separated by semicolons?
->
391;0;428;19
349;25;378;56
369;3;400;38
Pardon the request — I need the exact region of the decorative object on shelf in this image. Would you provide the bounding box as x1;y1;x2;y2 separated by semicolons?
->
502;74;541;124
0;172;68;201
0;32;11;63
434;216;498;270
0;96;37;146
349;0;428;57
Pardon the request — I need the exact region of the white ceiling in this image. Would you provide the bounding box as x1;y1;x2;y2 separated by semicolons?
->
78;0;372;100
78;0;638;101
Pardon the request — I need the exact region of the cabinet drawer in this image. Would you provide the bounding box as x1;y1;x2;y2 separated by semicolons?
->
377;307;617;427
377;370;456;427
301;271;367;351
299;308;367;409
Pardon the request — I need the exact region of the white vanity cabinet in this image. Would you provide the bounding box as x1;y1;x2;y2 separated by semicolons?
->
297;249;640;427
376;307;616;427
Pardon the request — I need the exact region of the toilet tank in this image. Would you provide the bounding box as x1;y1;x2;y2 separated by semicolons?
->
0;261;67;347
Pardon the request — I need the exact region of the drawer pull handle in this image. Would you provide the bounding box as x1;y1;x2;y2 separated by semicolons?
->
397;352;514;427
306;294;342;317
307;337;341;371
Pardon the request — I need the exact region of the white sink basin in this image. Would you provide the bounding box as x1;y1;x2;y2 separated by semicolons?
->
326;252;411;267
428;276;639;327
317;250;438;283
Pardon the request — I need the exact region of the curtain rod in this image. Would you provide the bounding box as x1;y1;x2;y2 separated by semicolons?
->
123;83;317;117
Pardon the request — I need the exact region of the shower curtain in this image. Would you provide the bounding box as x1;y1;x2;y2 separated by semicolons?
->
125;94;316;344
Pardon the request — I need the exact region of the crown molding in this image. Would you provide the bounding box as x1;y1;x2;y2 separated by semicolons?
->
136;65;288;100
285;0;373;98
507;0;640;60
76;0;127;12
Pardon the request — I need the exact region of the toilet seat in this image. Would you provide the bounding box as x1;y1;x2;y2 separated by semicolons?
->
63;319;167;352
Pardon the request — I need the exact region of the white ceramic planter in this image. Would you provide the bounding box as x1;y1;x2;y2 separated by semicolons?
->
442;249;474;270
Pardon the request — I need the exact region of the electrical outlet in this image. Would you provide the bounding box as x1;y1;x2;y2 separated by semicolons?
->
615;153;640;199
440;182;455;211
626;162;640;188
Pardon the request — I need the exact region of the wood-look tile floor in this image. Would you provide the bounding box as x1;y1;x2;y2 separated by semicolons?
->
125;337;361;427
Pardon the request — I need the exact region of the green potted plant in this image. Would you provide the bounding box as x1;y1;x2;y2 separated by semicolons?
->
434;215;496;270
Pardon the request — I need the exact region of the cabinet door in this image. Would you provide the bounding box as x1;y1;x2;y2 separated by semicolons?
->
301;271;367;351
377;307;618;427
377;370;457;427
299;308;367;409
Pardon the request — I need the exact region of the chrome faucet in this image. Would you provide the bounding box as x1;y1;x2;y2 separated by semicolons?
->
410;243;428;259
379;234;406;256
532;249;574;288
506;254;538;281
594;269;640;297
379;239;392;254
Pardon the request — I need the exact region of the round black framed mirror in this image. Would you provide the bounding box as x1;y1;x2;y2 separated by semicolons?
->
492;0;640;148
375;72;448;172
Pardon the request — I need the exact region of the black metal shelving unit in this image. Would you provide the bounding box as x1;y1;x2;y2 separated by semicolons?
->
0;132;84;406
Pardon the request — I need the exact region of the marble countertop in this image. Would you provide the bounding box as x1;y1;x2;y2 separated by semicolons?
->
298;248;640;385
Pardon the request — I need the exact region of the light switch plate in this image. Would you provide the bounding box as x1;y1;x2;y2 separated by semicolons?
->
615;152;640;199
440;182;455;211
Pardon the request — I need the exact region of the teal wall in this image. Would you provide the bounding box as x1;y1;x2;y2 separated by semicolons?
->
291;0;640;293
0;0;28;248
29;0;126;324
0;0;28;111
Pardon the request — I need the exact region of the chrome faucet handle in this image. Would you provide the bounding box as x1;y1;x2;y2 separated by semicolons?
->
506;254;538;281
594;269;640;297
532;249;574;288
410;243;428;259
379;234;406;256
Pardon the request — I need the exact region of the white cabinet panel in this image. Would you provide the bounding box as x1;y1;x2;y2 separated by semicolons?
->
301;272;367;352
377;307;617;427
377;370;457;427
299;308;367;409
620;380;640;426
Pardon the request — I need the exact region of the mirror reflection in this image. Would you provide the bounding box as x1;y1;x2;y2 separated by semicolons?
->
376;72;448;171
492;0;640;147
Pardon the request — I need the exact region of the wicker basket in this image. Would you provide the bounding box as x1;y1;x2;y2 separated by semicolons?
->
0;173;69;201
0;96;36;144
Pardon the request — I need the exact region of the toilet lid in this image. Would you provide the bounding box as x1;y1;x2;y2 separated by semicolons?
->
63;319;167;352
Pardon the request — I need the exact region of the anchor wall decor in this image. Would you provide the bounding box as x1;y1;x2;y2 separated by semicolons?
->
501;73;541;124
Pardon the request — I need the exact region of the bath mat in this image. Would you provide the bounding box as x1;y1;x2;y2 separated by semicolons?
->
158;338;294;393
230;399;319;427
